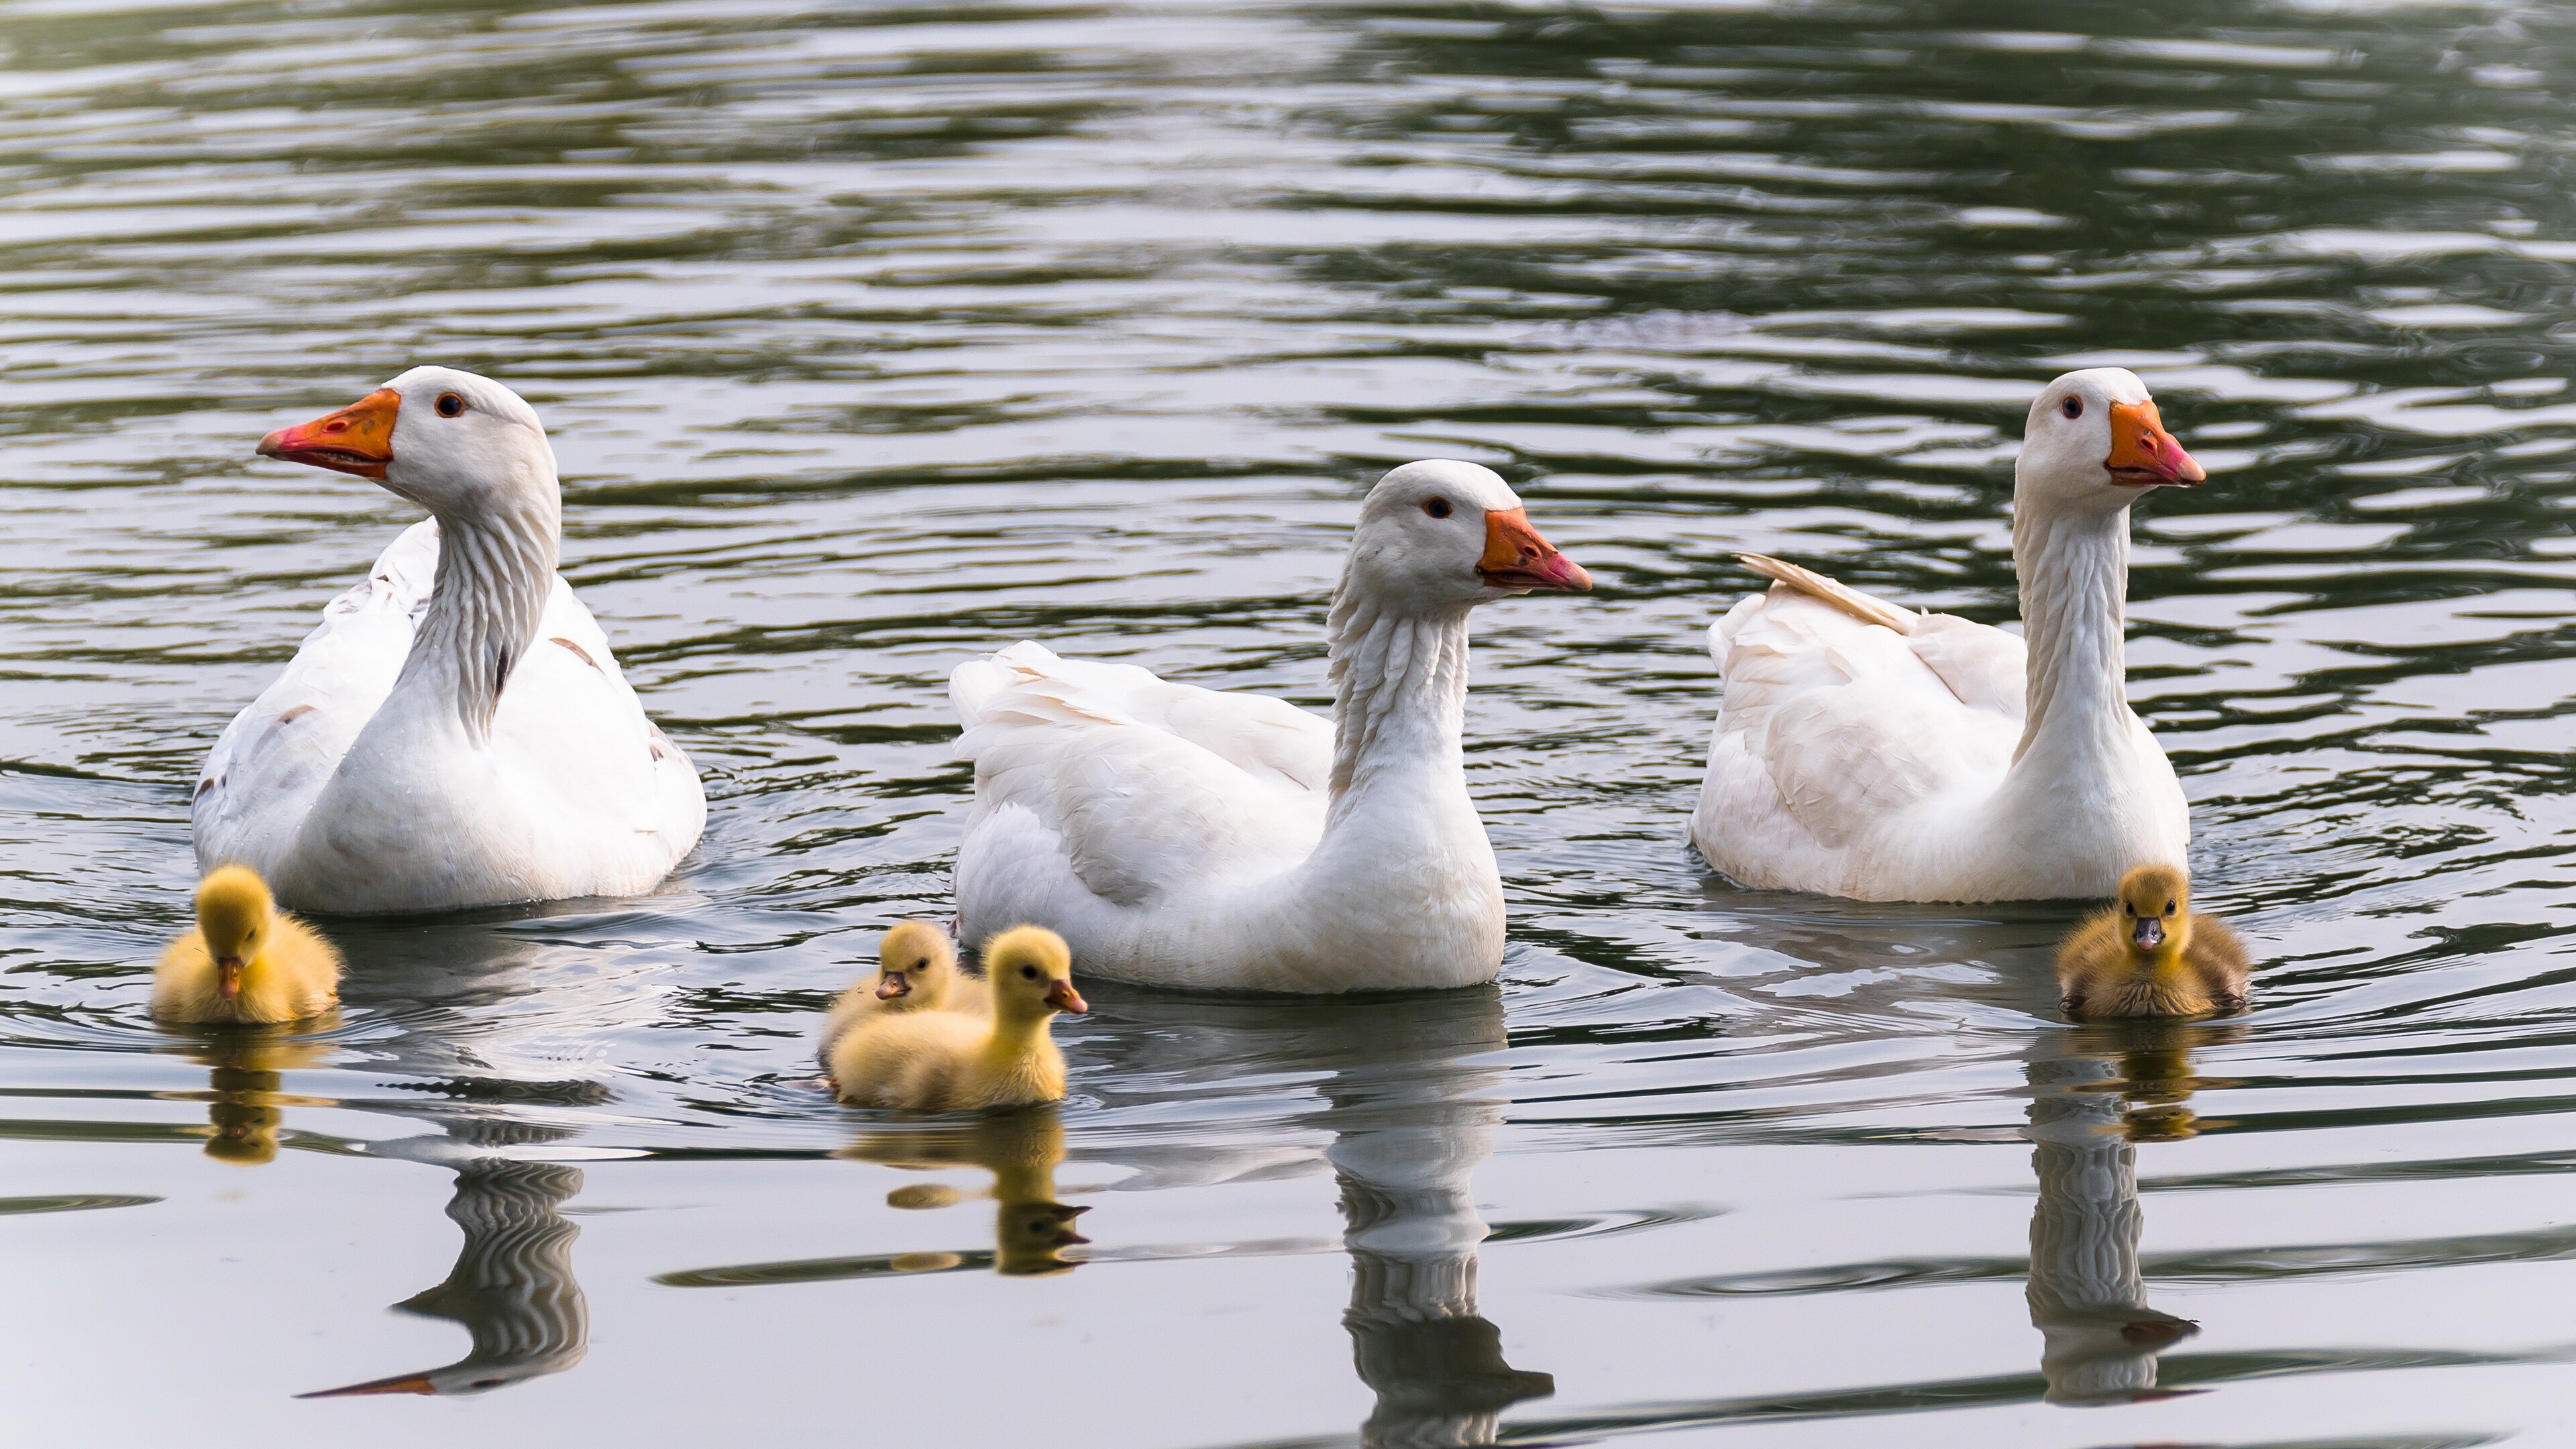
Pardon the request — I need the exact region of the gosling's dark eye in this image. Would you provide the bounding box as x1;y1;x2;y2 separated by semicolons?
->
2060;396;2082;420
2164;901;2177;915
1020;965;1039;980
435;392;466;418
912;958;931;971
1424;498;1452;519
2123;903;2135;916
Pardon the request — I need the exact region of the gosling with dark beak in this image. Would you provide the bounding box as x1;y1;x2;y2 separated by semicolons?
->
2057;864;2252;1019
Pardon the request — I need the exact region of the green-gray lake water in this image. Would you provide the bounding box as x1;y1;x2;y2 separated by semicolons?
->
5;1;2576;1444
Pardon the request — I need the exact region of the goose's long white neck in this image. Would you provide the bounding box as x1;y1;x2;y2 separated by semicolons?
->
2008;500;2133;771
392;493;560;745
1323;586;1473;812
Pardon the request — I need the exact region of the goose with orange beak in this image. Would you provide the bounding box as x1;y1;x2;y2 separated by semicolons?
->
948;460;1591;991
1691;368;2203;901
195;367;706;914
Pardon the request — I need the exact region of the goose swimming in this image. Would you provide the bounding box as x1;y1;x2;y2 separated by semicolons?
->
1690;368;2201;902
193;368;704;914
949;460;1591;991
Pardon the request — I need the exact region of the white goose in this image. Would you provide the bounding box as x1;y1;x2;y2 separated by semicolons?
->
193;367;705;914
1690;368;2203;902
950;460;1591;991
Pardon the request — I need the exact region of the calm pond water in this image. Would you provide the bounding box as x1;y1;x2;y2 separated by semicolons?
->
5;0;2576;1443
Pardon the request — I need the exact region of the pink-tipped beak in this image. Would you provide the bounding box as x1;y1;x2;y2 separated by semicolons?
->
257;388;400;480
1476;508;1591;592
1044;979;1088;1014
2106;400;2205;488
875;973;910;1001
216;957;244;1002
2131;918;2165;951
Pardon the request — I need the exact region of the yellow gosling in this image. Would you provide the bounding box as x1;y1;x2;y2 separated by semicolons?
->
818;921;989;1062
828;926;1086;1110
2057;865;2250;1020
152;866;341;1026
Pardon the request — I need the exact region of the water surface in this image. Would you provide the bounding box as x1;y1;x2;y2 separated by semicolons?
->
5;0;2576;1443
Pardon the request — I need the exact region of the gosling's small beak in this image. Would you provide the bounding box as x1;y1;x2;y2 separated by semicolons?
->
2131;918;2165;951
258;388;400;480
1050;1203;1091;1246
215;956;244;1002
2105;400;2204;488
296;1371;439;1399
1477;508;1592;593
1044;979;1088;1014
875;973;910;1001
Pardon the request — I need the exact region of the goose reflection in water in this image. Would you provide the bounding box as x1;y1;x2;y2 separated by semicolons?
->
279;915;609;1400
1320;986;1554;1448
1081;983;1553;1448
302;1145;590;1399
2026;1019;2241;1405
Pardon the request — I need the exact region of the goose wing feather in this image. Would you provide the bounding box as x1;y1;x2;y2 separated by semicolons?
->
194;521;439;871
1698;584;2021;877
952;643;1329;914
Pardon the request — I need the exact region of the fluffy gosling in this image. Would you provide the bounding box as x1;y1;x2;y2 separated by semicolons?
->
2057;865;2250;1020
827;926;1086;1110
152;866;342;1026
818;921;989;1063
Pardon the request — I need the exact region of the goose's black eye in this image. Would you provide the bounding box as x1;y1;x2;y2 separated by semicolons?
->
1020;965;1040;980
2164;901;2177;916
2060;396;2082;420
1424;498;1452;519
912;958;931;971
435;392;466;418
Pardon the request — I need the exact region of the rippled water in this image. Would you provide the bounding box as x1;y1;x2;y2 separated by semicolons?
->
6;0;2576;1442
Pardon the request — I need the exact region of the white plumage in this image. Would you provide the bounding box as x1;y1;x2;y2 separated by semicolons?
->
194;367;704;914
951;460;1592;992
1690;368;2201;902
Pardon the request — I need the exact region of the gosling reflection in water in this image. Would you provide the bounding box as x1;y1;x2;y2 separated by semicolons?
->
2025;1020;2240;1405
841;1107;1088;1277
162;1020;340;1166
301;1157;588;1398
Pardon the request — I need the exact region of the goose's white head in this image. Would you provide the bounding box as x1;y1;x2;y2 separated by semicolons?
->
1344;460;1592;611
2017;368;2204;513
256;366;557;515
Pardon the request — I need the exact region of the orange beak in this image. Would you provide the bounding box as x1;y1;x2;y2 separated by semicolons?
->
1477;508;1591;592
258;388;400;480
875;973;910;1001
2105;400;2204;488
215;957;244;1002
1044;979;1088;1014
295;1371;439;1399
